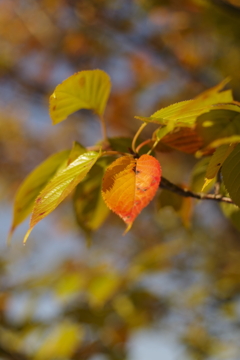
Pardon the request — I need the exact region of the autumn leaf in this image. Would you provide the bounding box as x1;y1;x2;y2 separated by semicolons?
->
135;79;240;128
23;151;101;243
101;154;161;232
49;69;111;124
9;149;71;236
160;127;203;154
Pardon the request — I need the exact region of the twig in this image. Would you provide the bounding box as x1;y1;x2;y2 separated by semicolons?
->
131;122;147;153
160;177;234;204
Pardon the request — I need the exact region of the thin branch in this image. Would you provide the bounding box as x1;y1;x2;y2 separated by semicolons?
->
160;177;234;204
135;139;152;153
99;115;108;142
132;122;147;153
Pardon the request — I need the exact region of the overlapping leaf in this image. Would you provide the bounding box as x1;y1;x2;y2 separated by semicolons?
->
196;110;240;148
222;143;240;208
10;149;71;235
190;157;215;193
159;127;203;154
202;144;235;191
135;79;235;127
50;69;111;124
24;151;101;243
102;154;161;232
158;188;193;227
74;158;112;235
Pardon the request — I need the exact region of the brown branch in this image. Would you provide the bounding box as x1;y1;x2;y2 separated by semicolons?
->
160;177;234;204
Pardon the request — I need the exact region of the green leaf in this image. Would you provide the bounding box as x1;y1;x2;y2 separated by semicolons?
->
74;159;112;235
10;150;71;235
202;144;235;190
108;137;151;155
196;110;240;148
222;143;240;208
50;69;111;124
135;79;235;127
24;151;101;243
190;157;215;193
155;122;175;141
220;184;240;232
221;201;240;232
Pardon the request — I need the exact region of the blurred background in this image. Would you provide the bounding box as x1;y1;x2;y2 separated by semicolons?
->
1;0;240;359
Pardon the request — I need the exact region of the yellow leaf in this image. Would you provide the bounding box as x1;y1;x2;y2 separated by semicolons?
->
50;69;111;124
24;151;101;243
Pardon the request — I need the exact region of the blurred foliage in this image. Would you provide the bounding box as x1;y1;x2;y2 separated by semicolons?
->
2;0;240;359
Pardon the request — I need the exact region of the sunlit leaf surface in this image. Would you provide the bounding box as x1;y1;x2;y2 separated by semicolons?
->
102;154;161;232
136;79;236;127
10;150;70;234
50;69;111;124
24;151;101;243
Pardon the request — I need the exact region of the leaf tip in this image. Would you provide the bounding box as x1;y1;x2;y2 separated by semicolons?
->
123;223;133;235
201;178;212;192
23;228;32;245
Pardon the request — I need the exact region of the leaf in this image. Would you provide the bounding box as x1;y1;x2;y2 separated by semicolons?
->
196;110;240;148
158;188;193;227
221;201;240;232
35;322;83;360
49;69;111;124
202;144;235;191
74;158;112;234
190;157;215;193
222;143;240;208
160;127;203;154
23;151;101;243
204;135;240;149
135;79;234;127
108;137;151;155
67;141;86;165
10;150;71;235
102;154;161;232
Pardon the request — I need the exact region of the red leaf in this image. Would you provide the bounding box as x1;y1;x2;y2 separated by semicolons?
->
102;154;161;232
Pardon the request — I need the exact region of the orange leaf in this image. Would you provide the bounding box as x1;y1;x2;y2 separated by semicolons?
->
102;155;161;232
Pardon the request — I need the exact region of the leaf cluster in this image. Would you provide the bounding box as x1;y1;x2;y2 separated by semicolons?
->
10;70;240;243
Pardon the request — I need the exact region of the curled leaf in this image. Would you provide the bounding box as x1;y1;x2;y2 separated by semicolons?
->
102;154;161;232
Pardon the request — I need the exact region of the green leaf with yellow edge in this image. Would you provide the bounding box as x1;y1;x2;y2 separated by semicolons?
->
135;79;235;127
74;158;112;235
190;157;215;193
9;149;71;236
24;150;101;243
222;143;240;208
202;144;235;190
35;322;83;360
50;69;111;124
196;110;240;148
